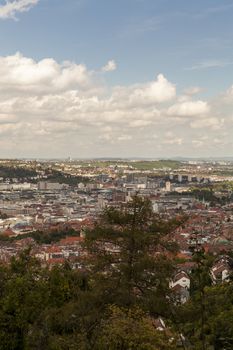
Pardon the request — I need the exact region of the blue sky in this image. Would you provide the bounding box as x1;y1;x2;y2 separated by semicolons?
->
0;0;232;158
1;0;233;92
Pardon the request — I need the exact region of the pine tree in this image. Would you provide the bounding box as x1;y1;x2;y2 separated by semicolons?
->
85;195;180;316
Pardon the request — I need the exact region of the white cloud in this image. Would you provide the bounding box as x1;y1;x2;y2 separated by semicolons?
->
163;137;183;145
111;74;176;110
98;132;132;144
167;100;210;117
184;86;202;96
0;52;95;95
0;52;231;157
129;120;152;128
102;60;117;72
99;133;112;142
191;135;209;148
192;139;205;148
165;131;174;138
0;0;39;19
190;117;224;130
129;74;176;105
162;132;183;145
117;134;132;141
0;113;18;123
224;86;233;101
187;60;233;71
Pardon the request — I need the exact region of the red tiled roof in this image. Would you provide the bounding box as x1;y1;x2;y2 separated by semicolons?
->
47;258;65;265
46;245;62;253
2;228;16;237
59;236;83;245
176;252;192;260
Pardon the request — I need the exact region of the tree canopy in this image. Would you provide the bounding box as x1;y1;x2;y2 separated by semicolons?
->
0;196;232;349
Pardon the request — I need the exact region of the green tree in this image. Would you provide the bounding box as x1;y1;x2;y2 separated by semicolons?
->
85;196;180;316
0;250;48;349
95;305;177;350
0;197;187;349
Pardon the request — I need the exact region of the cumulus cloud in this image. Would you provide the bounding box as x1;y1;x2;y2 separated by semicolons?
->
102;60;117;72
167;100;210;117
110;74;176;111
0;52;95;95
0;0;39;19
129;74;176;105
0;52;231;157
190;117;224;130
224;85;233;102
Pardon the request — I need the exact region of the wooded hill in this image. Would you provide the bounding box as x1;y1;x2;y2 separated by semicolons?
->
0;197;232;349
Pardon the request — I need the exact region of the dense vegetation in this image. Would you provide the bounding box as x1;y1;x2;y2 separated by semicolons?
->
46;170;90;185
190;187;232;206
0;165;37;180
0;197;232;349
0;228;80;244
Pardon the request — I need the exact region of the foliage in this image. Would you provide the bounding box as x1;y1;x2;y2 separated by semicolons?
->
190;186;231;206
95;305;177;350
46;170;90;185
0;228;80;244
0;196;182;349
85;196;180;318
2;197;233;349
0;165;37;180
175;247;233;350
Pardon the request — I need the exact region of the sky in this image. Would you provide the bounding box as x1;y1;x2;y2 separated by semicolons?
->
0;0;233;158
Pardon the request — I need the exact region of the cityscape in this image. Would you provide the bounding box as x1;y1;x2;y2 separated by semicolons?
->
1;158;233;273
1;0;233;348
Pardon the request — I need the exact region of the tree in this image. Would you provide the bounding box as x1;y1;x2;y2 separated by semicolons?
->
95;305;177;350
0;250;48;349
0;197;187;349
85;196;181;316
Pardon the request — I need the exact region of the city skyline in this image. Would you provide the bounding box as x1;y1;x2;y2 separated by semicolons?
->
0;0;233;158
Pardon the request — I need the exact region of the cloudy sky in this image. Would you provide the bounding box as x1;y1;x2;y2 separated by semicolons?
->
0;0;233;158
